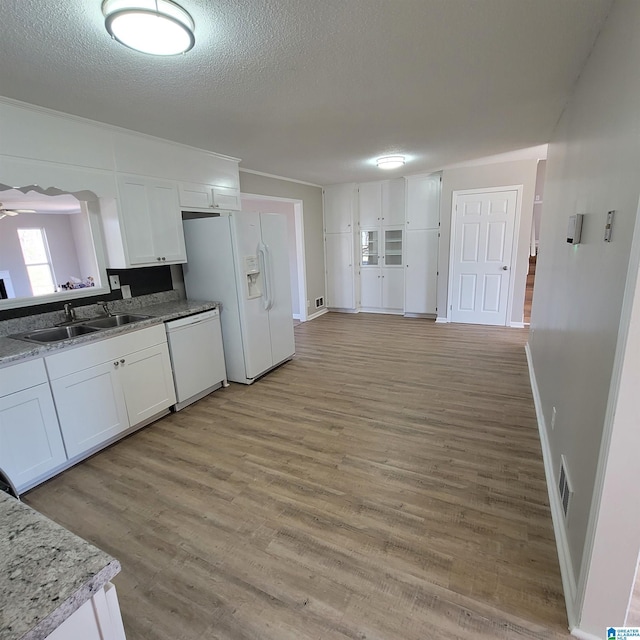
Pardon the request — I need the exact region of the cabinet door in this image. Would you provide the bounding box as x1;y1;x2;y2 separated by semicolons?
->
117;174;157;265
406;174;441;230
119;344;176;426
51;363;129;459
382;178;406;226
382;267;405;311
147;179;187;263
323;184;355;233
405;228;439;314
360;268;382;309
383;228;403;266
360;230;379;266
0;384;66;492
325;233;355;309
179;182;211;209
212;186;241;210
358;182;382;228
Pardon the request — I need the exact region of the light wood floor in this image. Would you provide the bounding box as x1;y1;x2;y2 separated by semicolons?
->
25;313;571;640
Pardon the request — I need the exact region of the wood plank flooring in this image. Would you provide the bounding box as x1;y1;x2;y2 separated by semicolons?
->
24;313;570;640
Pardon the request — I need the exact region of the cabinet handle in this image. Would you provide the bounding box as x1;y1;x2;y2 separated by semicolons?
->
161;257;166;261
120;358;125;364
114;361;119;368
157;257;161;261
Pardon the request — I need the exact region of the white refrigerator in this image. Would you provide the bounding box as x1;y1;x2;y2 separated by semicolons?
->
182;211;295;384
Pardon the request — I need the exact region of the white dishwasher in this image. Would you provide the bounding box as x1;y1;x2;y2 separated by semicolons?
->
165;309;227;411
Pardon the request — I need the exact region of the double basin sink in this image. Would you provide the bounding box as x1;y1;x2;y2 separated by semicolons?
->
12;314;152;344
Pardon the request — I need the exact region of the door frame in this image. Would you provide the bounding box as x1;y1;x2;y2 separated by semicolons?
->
240;192;308;322
446;185;523;326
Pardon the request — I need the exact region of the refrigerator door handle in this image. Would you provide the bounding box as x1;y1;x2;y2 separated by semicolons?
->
258;243;272;311
263;242;275;311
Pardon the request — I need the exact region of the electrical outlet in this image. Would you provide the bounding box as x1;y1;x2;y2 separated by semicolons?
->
121;284;132;299
109;274;121;290
307;299;310;308
551;406;557;431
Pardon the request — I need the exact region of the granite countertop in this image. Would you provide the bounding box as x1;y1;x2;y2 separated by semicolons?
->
0;491;120;640
0;297;218;367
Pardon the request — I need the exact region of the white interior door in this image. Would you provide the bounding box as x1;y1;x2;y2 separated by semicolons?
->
260;213;295;366
450;189;518;325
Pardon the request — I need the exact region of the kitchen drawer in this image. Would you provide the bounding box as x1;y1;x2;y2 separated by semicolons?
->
46;323;166;380
0;358;48;397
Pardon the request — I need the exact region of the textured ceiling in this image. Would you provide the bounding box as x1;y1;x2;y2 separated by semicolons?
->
0;0;612;185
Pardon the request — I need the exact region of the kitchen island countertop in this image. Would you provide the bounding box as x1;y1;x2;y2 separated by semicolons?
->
0;490;121;640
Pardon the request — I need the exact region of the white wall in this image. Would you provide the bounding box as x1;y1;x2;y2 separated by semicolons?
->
528;0;640;632
241;197;299;316
438;159;539;324
0;213;82;297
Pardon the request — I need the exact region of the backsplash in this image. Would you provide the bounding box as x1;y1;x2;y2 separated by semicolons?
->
0;290;182;337
0;266;174;322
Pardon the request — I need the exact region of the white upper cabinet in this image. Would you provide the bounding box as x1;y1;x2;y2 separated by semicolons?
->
358;182;382;228
406;174;441;229
382;178;406;226
105;174;186;268
323;183;356;233
179;182;241;210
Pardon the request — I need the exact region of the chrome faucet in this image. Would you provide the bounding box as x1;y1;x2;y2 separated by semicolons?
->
97;301;112;317
63;303;76;323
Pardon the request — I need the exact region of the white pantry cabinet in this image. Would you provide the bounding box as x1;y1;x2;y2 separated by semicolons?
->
325;233;355;310
0;359;66;493
404;174;441;315
47;325;175;460
104;174;186;268
179;182;240;210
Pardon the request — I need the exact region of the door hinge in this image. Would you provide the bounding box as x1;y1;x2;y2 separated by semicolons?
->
436;271;439;276
438;232;440;237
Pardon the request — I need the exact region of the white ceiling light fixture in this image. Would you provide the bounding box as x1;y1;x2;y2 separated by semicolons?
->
102;0;195;56
376;155;405;170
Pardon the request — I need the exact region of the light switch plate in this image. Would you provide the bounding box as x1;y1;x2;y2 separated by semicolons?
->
109;275;121;290
121;284;132;299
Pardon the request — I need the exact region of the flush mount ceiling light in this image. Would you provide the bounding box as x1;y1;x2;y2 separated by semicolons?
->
376;155;405;170
102;0;195;56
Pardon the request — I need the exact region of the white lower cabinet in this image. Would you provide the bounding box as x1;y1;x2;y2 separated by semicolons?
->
47;325;176;461
118;344;176;425
50;362;129;459
0;359;66;492
45;582;126;640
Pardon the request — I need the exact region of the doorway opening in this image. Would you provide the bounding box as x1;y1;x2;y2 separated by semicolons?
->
524;160;546;324
240;194;308;322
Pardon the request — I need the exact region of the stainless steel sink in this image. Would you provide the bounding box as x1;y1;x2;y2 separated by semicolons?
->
15;325;101;344
82;314;151;329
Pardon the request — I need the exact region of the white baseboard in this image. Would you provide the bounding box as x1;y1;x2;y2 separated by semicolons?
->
435;316;449;324
293;313;301;320
326;307;358;314
510;321;526;328
570;628;601;640
306;308;329;321
525;343;578;629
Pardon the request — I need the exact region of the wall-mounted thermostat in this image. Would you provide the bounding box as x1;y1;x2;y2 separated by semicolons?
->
604;210;615;242
567;214;583;245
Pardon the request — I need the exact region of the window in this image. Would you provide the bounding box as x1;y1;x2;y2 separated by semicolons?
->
17;228;56;296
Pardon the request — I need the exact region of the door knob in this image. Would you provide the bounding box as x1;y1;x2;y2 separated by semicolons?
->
502;265;508;270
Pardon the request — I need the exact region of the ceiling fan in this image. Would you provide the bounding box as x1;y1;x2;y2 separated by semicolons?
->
0;202;37;220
